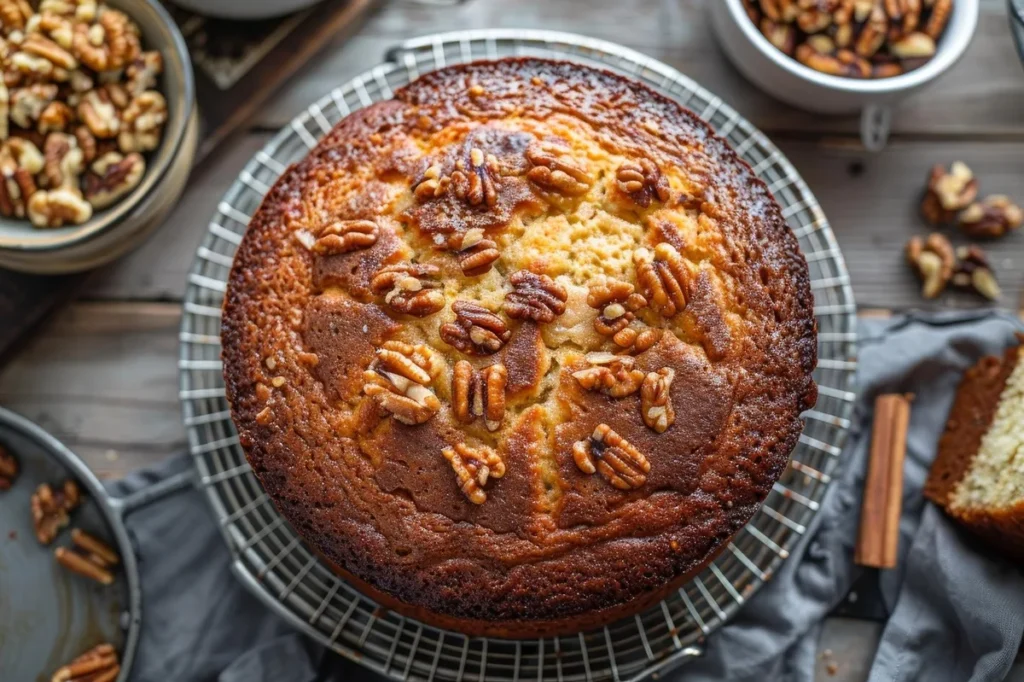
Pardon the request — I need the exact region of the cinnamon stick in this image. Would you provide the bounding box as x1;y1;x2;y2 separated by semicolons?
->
855;393;914;569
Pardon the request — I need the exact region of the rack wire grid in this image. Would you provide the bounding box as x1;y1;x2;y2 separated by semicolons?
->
179;30;857;682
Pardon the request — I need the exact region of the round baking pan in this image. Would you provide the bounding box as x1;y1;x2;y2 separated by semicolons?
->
0;106;198;274
0;407;193;681
0;0;194;254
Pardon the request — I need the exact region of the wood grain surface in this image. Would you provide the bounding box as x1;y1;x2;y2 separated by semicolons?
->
2;1;1023;680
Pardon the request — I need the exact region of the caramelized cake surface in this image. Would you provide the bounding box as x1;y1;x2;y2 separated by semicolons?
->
222;58;817;635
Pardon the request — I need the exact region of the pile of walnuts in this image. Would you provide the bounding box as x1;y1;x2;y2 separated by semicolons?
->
906;161;1022;301
744;0;953;79
0;0;166;228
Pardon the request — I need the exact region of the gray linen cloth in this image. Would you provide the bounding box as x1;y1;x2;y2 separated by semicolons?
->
107;312;1024;682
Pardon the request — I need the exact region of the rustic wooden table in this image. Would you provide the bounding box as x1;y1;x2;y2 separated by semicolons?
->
1;0;1022;680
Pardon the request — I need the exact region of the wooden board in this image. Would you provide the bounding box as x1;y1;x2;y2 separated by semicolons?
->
2;1;1024;678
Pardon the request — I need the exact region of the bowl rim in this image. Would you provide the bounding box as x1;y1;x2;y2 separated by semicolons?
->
0;0;195;253
724;0;980;94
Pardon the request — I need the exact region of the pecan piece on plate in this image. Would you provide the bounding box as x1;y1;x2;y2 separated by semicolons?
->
310;219;379;255
641;368;676;433
370;263;445;317
905;232;955;299
442;442;505;505
525;141;591;197
634;243;691;317
452;360;507;431
504;270;567;323
615;158;672;208
572;352;645;398
440;301;511;355
50;642;120;682
921;161;978;225
453;228;499;276
0;443;18;490
362;341;442;425
31;479;82;545
572;424;650;490
957;195;1023;239
951;245;1001;301
55;528;120;586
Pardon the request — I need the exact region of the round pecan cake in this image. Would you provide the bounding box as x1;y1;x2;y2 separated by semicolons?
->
222;58;817;637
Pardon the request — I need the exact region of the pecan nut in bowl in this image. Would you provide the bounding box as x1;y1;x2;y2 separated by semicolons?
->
221;58;817;638
0;0;176;230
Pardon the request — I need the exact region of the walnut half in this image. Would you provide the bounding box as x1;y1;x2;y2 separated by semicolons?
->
586;278;647;347
641;368;676;433
452;360;507;431
634;243;691;317
31;479;81;545
363;341;442;425
957;195;1023;239
572;424;650;490
572;352;645;398
905;232;954;299
951;245;1001;301
504;270;567;324
440;301;511;356
82;150;143;209
442;442;505;505
921;162;978;225
525;142;591;197
311;219;379;256
370;263;445;317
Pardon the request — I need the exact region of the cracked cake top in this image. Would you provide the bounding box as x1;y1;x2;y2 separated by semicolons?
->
221;58;817;637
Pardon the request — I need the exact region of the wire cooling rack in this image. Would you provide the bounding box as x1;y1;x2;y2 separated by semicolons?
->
179;30;857;682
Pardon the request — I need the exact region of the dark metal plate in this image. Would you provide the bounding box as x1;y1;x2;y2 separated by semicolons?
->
0;417;129;682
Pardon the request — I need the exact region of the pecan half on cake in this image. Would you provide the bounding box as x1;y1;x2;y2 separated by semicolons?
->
221;58;817;637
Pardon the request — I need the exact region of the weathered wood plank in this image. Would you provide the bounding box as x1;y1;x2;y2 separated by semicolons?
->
775;137;1024;310
255;0;1024;137
0;303;185;478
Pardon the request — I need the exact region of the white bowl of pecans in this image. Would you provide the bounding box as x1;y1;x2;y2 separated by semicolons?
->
710;0;979;150
0;0;195;274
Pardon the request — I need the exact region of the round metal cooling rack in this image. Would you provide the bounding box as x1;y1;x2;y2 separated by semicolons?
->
179;29;857;682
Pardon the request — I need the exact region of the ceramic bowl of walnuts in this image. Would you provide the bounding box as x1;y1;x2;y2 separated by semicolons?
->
0;0;195;272
710;0;979;150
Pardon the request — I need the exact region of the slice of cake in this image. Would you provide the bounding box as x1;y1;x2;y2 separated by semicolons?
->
925;334;1024;563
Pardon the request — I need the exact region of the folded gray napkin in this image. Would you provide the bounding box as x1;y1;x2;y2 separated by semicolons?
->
107;312;1024;682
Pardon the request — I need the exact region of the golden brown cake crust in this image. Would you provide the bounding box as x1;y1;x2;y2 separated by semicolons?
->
222;58;817;636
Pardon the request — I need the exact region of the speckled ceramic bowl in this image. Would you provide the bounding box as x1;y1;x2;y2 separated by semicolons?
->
0;0;194;256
